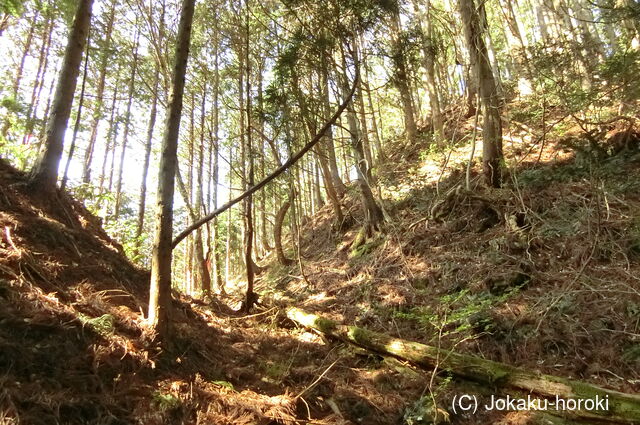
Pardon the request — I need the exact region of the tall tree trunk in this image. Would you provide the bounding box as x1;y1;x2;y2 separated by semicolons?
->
243;4;257;313
316;144;344;225
313;159;324;210
257;60;271;254
340;51;384;235
135;0;166;257
61;30;91;190
23;14;54;145
134;68;160;256
29;17;55;148
500;0;533;94
356;73;374;174
459;0;504;187
114;30;140;220
389;1;418;141
97;81;120;198
413;0;445;144
211;26;224;292
28;0;94;193
12;10;39;98
225;146;234;283
195;86;211;295
321;50;347;197
363;71;383;159
82;0;116;184
185;93;196;294
37;62;58;146
479;3;505;97
106;94;120;198
274;199;294;266
148;0;196;341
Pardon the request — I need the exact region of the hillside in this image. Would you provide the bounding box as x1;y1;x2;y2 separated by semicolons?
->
1;105;640;424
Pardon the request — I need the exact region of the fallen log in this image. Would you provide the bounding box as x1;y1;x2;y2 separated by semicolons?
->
286;307;640;424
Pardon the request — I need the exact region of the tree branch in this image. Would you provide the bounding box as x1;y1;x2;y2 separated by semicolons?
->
171;65;359;249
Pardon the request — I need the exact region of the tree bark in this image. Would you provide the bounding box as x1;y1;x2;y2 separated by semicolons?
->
287;307;640;425
458;0;504;187
148;0;196;341
257;59;271;254
389;0;418;141
82;0;116;184
195;86;211;295
316;144;344;225
28;0;93;193
23;14;54;145
211;26;224;292
274;199;294;266
413;0;445;145
114;29;140;220
11;10;39;98
321;50;347;197
243;5;256;313
135;1;166;257
97;80;120;200
61;29;91;190
134;68;160;256
340;50;384;235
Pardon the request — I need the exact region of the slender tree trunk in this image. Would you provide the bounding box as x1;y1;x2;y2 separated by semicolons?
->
313;159;324;210
413;0;445;144
257;61;271;254
243;5;257;313
225;146;233;283
195;86;211;295
363;73;383;159
28;0;94;193
185;93;195;293
135;68;160;255
389;1;418;141
97;81;120;198
212;27;224;292
29;17;55;147
479;4;504;97
37;62;58;146
500;0;533;94
148;0;196;341
459;0;504;187
340;51;384;235
274;199;294;266
23;14;54;145
321;51;347;197
82;0;116;184
106;96;120;198
135;1;166;257
61;31;91;190
12;10;39;98
114;30;140;220
356;74;374;175
316;145;344;224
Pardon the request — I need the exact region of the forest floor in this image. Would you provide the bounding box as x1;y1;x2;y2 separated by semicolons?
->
1;100;640;424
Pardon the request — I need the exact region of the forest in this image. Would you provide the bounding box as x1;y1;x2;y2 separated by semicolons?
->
0;0;639;423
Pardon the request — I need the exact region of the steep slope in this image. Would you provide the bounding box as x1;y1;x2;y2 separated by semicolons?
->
1;109;640;425
0;161;296;424
0;159;429;425
256;113;640;423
